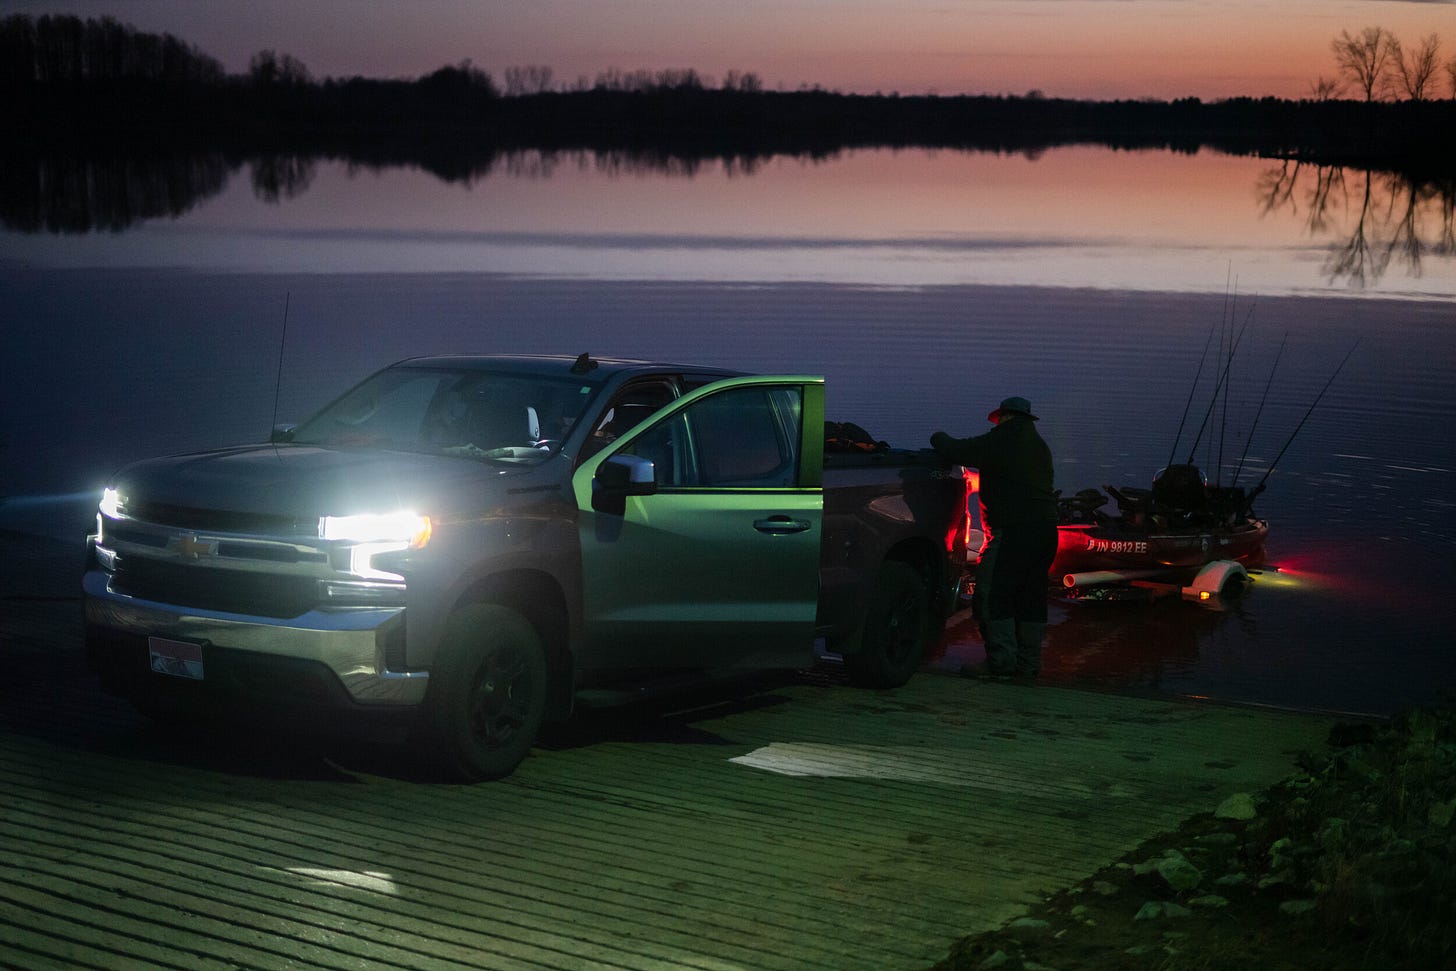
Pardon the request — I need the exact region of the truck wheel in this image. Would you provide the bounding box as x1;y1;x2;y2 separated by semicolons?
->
845;561;931;689
424;604;548;781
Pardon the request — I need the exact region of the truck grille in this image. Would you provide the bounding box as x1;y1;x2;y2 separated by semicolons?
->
122;499;315;536
109;557;319;619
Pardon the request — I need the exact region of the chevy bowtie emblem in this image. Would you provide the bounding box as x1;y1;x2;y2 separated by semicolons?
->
170;533;218;560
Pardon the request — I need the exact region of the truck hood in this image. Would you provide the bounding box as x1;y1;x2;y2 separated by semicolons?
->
109;443;540;524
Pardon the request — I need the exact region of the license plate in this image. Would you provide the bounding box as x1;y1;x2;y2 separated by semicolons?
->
148;637;205;680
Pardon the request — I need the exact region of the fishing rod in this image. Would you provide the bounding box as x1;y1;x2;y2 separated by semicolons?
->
1245;338;1360;501
1216;307;1235;487
1166;318;1221;470
1231;331;1287;489
1184;301;1255;467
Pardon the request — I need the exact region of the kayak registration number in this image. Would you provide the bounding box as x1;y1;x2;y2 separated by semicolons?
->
148;636;205;680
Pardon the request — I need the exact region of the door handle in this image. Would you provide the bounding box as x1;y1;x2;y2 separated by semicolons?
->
754;516;812;534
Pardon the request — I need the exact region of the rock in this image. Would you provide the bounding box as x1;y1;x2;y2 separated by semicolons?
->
1134;901;1191;920
1214;872;1249;887
1279;899;1317;916
1195;831;1237;846
1215;793;1257;820
1134;902;1163;921
1156;854;1203;892
977;950;1011;968
1189;894;1230;909
1428;798;1454;828
1091;879;1119;896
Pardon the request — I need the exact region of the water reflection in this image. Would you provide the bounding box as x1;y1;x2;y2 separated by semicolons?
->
0;151;230;233
250;155;316;203
0;147;780;232
930;597;1231;694
3;146;1454;293
1257;161;1456;288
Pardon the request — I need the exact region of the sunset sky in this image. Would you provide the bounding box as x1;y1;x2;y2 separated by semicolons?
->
10;0;1455;101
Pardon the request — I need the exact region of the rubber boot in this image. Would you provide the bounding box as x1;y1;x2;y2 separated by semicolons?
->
982;618;1018;675
1015;621;1045;678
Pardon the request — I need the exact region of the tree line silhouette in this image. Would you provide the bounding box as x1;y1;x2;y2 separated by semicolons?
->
4;11;1451;285
5;12;1453;176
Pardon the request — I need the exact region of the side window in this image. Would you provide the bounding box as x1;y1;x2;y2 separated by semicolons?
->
623;385;802;489
695;386;801;487
580;381;677;463
622;412;694;486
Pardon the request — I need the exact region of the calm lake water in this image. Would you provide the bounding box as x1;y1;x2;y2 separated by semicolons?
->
2;146;1452;717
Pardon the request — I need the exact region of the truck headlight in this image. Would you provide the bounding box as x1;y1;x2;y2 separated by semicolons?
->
320;511;432;583
319;512;432;548
99;486;122;520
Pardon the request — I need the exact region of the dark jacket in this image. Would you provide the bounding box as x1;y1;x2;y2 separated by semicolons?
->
931;417;1057;530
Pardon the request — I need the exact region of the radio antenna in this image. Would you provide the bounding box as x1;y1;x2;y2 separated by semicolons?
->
270;292;290;438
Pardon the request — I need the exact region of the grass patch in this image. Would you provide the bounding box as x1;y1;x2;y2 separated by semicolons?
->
932;702;1456;970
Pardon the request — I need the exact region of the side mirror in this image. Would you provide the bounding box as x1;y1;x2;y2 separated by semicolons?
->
591;454;657;514
270;423;297;443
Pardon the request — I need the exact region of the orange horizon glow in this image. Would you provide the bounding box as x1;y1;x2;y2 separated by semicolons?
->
11;0;1455;102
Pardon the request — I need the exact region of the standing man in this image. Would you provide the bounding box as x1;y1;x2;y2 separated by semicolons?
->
931;396;1058;679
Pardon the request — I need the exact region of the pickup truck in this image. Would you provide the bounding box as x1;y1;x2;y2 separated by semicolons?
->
84;354;969;779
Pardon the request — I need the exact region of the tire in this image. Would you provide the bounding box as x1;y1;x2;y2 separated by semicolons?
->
422;604;548;781
845;561;931;689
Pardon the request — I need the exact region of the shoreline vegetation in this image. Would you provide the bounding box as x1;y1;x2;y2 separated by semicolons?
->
6;14;1454;179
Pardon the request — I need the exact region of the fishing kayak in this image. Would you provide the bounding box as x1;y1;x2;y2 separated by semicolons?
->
1051;465;1268;584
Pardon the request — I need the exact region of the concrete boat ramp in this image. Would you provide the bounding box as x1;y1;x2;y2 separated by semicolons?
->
1;539;1333;970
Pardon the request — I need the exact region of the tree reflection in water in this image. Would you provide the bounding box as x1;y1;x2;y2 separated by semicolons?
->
3;147;1453;292
250;155;316;203
1258;159;1456;288
0;151;230;233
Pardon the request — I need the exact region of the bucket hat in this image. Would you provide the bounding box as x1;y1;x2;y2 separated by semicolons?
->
988;396;1038;423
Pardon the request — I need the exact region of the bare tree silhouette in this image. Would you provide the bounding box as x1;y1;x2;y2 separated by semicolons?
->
1332;26;1398;102
722;70;763;93
1391;33;1442;101
1307;76;1343;101
504;65;554;96
249;49;311;87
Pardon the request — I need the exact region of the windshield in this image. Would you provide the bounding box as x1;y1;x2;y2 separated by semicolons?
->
291;365;599;462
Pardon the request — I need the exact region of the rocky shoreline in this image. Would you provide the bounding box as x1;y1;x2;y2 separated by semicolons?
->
934;703;1456;970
